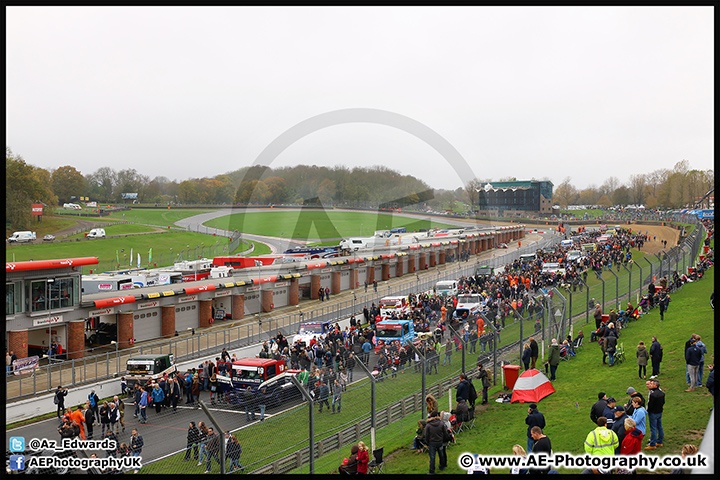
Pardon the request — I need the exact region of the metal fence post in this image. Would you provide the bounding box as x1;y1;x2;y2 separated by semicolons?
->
409;343;427;419
622;264;632;307
355;354;377;452
608;269;619;311
289;375;314;474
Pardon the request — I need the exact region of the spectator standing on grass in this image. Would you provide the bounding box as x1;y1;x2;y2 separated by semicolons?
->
522;343;531;371
204;427;221;473
685;337;702;392
184;421;200;461
529;337;539;369
317;380;330;413
649;336;663;378
477;363;490;405
612;406;630;454
197;422;209;466
227;435;243;472
591;392;608;425
547;338;560;381
332;379;342;414
636;341;649;380
695;334;707;388
424;410;448;474
443;338;453;365
645;378;665;450
630;397;647;435
525;403;545;454
584;417;619;456
529;427;552;475
619;418;643;456
130;428;144;473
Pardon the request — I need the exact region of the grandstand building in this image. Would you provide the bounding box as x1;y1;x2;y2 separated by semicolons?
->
477;180;554;217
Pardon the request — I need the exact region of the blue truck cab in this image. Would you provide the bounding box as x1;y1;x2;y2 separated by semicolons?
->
373;318;416;354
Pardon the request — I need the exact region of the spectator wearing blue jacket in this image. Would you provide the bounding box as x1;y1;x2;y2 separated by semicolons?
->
685;339;702;392
138;387;149;424
151;384;165;414
629;397;646;435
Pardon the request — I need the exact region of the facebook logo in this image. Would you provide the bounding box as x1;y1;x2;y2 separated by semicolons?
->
9;455;25;471
9;436;25;452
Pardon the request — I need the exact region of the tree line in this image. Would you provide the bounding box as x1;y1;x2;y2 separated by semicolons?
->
5;146;714;232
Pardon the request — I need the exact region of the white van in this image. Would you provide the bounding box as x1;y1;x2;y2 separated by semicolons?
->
560;239;574;248
86;228;106;239
8;231;36;243
434;280;458;297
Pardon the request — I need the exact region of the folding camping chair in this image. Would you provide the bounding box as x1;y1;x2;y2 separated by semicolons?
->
614;343;625;365
368;447;385;474
572;331;584;349
459;405;475;432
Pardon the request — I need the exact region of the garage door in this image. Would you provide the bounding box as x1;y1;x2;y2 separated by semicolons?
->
175;303;198;331
244;289;261;316
320;274;331;290
133;308;162;342
273;284;289;308
357;267;367;287
375;265;383;281
340;270;351;290
298;277;312;300
27;325;67;356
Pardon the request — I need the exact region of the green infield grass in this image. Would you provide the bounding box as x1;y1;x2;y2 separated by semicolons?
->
204;211;458;240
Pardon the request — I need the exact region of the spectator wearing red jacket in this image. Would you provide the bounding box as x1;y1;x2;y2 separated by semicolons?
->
356;441;369;474
620;418;643;455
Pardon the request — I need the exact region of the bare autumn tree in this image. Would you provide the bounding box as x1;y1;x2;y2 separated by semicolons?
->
553;177;578;209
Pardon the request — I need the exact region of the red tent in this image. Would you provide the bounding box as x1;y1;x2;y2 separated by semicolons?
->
510;369;555;404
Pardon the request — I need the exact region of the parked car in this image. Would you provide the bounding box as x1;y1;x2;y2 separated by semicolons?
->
496;243;508;249
43;234;55;242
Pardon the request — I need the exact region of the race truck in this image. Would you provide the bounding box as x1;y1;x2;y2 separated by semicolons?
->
452;293;483;322
292;320;333;347
379;295;411;317
373;318;416;354
126;353;176;389
216;357;301;408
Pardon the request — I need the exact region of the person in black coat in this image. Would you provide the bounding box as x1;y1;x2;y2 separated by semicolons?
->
184;421;200;460
424;411;448;474
529;338;539;369
649;336;663;378
590;392;607;424
525;403;546;453
522;344;532;371
55;385;68;420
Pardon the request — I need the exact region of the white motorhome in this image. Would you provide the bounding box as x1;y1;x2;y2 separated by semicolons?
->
8;231;36;243
434;280;458;297
86;228;106;239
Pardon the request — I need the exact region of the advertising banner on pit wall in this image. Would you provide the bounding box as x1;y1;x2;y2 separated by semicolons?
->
12;356;40;375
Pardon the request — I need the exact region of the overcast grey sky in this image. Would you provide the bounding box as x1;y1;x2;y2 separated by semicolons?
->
6;6;714;191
